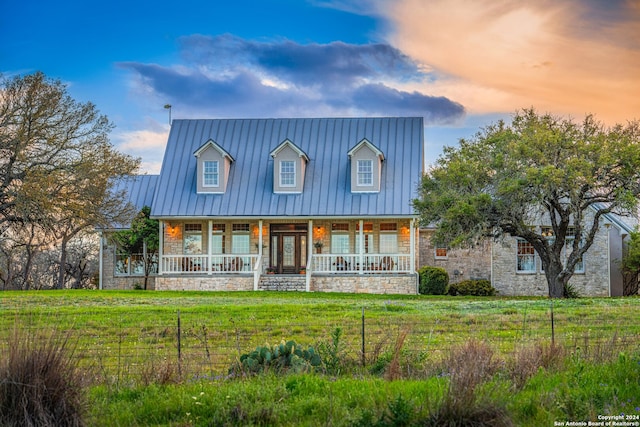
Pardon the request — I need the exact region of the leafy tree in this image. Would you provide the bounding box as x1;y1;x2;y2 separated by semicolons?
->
112;206;159;290
620;229;640;296
0;71;139;289
414;108;640;298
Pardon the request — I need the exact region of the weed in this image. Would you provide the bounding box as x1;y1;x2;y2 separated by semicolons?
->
0;326;86;426
384;328;410;381
318;327;347;375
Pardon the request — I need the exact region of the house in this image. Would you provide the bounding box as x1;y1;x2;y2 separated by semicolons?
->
100;117;424;293
419;205;637;297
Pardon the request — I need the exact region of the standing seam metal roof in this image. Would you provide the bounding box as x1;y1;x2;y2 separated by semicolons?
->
151;117;424;218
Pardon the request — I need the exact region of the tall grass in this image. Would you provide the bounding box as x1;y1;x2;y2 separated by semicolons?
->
0;326;86;426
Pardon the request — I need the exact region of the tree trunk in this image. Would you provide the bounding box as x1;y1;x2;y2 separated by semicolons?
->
544;261;566;298
56;237;69;289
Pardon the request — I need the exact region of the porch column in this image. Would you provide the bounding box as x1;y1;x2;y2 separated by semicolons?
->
255;219;263;291
207;220;213;275
158;220;164;275
358;219;364;274
410;218;416;273
306;220;313;292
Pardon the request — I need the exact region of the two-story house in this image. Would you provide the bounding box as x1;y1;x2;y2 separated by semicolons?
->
100;117;424;293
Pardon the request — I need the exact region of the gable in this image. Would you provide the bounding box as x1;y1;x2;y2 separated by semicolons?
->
270;139;309;193
193;139;233;194
348;139;384;193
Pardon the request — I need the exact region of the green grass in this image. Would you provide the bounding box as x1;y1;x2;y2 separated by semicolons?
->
1;291;639;425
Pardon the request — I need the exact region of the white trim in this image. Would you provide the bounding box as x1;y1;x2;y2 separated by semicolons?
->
356;159;373;186
279;160;296;187
202;160;220;188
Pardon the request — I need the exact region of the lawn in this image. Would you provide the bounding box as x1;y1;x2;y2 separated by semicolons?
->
1;291;639;426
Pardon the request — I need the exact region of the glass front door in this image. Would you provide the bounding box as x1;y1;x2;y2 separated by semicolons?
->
270;224;308;274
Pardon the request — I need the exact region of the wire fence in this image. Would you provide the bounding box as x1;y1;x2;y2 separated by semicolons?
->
1;303;639;384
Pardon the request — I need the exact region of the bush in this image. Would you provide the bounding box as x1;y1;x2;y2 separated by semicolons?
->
0;327;86;427
230;340;321;376
418;266;449;295
450;279;497;296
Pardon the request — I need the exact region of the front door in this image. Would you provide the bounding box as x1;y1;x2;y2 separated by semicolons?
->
270;224;308;274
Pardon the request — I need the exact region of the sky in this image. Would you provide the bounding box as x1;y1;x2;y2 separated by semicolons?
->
3;0;639;174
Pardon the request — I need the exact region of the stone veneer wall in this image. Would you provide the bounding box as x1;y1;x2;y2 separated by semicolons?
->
491;218;611;297
155;275;254;291
419;228;491;283
100;240;156;290
311;274;418;294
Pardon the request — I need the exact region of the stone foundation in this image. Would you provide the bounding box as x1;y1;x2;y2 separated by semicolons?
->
155;275;254;291
311;274;418;294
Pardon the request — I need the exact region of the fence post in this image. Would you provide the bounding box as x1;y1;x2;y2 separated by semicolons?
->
177;310;182;376
550;299;555;346
361;307;366;367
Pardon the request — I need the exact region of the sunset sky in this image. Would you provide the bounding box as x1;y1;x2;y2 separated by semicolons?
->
3;0;639;173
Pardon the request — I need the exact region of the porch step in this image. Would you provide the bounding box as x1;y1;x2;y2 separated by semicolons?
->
259;275;306;291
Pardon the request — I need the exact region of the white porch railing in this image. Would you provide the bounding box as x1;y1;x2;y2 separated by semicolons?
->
310;254;412;274
161;254;259;274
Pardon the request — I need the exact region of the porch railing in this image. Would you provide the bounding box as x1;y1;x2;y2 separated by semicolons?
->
311;254;412;274
161;254;259;274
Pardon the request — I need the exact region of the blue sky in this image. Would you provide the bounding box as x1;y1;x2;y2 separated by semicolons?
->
3;0;639;173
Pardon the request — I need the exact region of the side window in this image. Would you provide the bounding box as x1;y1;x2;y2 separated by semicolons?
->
516;238;535;273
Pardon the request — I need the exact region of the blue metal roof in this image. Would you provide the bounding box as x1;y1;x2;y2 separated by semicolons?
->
107;174;158;228
151;117;424;218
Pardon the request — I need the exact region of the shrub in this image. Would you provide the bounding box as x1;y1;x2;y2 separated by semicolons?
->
450;279;497;296
230;340;321;376
0;327;86;427
418;266;449;295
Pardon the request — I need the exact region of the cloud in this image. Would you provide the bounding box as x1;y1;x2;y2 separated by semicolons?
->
383;0;640;122
118;35;465;124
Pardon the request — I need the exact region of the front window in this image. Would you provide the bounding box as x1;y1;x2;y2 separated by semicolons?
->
184;224;203;254
517;238;535;273
435;244;448;259
280;160;295;187
379;223;398;253
357;160;373;186
203;161;219;187
331;223;350;254
232;223;250;254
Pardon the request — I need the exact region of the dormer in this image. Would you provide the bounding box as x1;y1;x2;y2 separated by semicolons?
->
270;139;309;194
348;138;384;193
193;139;234;194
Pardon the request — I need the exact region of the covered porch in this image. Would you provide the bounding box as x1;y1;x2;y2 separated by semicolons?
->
157;218;418;293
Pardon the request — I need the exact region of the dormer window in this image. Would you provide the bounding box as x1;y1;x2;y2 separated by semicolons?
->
203;160;219;187
270;139;309;194
357;159;373;186
193;139;234;194
348;139;384;193
280;160;296;187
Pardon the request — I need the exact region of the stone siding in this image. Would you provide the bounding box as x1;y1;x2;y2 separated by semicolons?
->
100;241;156;290
155;275;254;291
419;228;491;283
311;274;418;294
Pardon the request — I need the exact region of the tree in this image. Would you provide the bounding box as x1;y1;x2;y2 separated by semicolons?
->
620;229;640;296
0;72;139;289
414;108;640;298
112;206;159;290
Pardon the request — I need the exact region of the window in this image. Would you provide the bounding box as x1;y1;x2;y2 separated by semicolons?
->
379;223;398;254
435;244;448;259
203;161;219;187
331;223;350;254
355;223;374;253
211;224;226;254
232;223;250;254
280;160;295;187
517;239;535;273
357;160;373;186
566;228;585;273
114;244;157;276
184;224;203;254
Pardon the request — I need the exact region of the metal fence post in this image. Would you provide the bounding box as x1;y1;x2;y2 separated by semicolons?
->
361;307;366;367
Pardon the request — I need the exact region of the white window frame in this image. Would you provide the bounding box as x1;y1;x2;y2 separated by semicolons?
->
331;223;350;254
231;224;250;254
280;160;296;187
516;238;536;273
357;159;373;186
379;223;398;254
203;160;219;187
